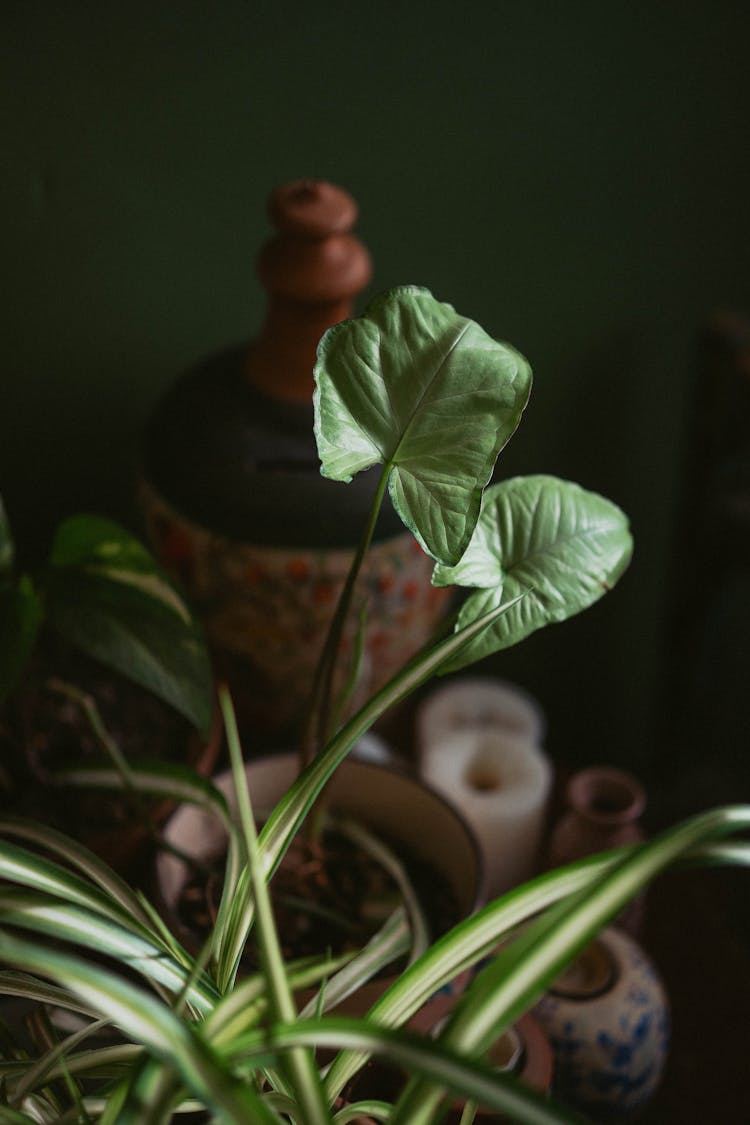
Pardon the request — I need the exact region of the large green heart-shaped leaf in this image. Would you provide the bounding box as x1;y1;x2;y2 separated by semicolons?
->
433;475;633;671
314;286;532;565
43;516;213;734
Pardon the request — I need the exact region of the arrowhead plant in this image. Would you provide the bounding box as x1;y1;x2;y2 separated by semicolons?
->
305;287;632;754
314;285;533;566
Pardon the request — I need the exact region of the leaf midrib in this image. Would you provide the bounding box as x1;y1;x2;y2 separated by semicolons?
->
382;318;472;470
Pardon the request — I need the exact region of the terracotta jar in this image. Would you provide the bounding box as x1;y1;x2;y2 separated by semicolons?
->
549;766;646;858
547;765;647;934
138;179;449;745
438;1010;554;1124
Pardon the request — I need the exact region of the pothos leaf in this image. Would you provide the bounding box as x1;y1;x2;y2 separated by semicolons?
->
314;286;532;565
42;516;212;734
433;475;633;672
48;514;192;622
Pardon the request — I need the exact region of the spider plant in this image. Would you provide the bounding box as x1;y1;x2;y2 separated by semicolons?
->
0;693;748;1124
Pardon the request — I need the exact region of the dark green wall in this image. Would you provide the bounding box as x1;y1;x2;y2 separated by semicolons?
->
2;3;749;787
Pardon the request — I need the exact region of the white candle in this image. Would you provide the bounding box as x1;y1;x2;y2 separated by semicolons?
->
416;676;546;755
420;730;553;899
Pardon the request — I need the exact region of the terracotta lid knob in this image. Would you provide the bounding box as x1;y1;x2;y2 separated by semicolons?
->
257;178;372;304
268;179;359;238
246;178;372;401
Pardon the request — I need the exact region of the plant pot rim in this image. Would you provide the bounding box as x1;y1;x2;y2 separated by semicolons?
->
155;748;487;921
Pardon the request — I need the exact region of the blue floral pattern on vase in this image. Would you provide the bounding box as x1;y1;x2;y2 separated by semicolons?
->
533;926;670;1118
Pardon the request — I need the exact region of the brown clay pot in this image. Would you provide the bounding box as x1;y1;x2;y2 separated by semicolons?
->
548;766;646;863
547;765;647;934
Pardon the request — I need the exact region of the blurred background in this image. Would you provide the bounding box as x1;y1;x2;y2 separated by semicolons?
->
2;1;749;811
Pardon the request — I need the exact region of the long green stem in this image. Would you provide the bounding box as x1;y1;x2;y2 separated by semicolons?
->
262;593;528;882
301;465;390;769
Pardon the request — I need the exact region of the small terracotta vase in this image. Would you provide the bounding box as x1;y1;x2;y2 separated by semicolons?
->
533;927;670;1119
547;765;647;933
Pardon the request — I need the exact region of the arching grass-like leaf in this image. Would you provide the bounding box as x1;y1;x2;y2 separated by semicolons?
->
0;891;218;1014
230;1017;584;1125
388;805;750;1125
0;932;281;1124
433;476;633;672
314;287;532;565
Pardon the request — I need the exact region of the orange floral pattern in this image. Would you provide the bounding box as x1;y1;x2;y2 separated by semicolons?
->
139;482;452;738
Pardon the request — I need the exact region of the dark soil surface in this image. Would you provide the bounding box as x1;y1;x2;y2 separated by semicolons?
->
177;825;460;969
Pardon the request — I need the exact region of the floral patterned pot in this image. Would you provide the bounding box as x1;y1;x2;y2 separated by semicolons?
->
140;484;450;744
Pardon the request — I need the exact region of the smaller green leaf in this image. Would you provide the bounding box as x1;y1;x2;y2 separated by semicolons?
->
314;286;532;565
433;476;633;672
49;515;190;624
43;569;212;734
42;515;212;733
0;576;42;702
234;1017;582;1125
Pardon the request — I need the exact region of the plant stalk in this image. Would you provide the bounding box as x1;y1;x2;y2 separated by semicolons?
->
300;465;390;770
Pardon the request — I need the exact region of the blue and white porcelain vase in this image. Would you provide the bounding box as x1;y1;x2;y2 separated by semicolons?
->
532;926;669;1119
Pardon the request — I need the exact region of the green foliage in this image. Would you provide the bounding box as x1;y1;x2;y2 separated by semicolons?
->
433;476;633;672
0;286;744;1122
0;508;213;732
0;759;748;1123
